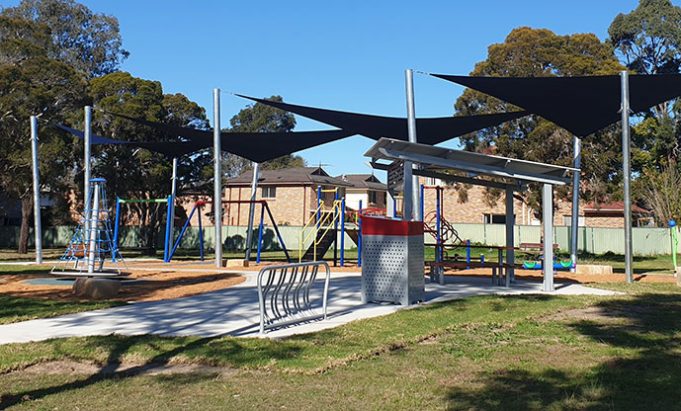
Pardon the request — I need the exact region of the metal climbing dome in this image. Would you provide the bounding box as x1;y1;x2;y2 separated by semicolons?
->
51;178;126;277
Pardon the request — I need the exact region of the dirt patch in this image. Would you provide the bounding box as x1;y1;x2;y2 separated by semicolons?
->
542;306;616;323
443;267;677;284
19;359;235;377
0;263;246;303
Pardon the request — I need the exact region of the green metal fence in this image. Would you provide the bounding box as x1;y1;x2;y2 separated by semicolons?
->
0;224;676;256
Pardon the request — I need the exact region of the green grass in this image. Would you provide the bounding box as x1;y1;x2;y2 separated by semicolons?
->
0;295;123;325
2;284;681;409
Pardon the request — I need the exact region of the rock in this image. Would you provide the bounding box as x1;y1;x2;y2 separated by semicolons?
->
225;259;249;268
575;264;614;275
72;278;121;299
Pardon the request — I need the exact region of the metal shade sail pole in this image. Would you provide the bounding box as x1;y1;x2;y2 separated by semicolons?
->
84;106;92;235
244;162;260;261
570;136;581;270
405;69;420;221
213;89;223;267
620;71;634;283
30;115;42;264
169;157;178;249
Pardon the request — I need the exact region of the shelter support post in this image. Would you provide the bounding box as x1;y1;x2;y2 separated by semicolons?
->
245;162;260;261
405;69;420;221
542;183;554;292
402;162;414;220
505;186;515;287
570;136;581;271
30;115;42;264
620;71;634;283
386;191;395;218
340;197;346;267
358;200;363;267
213;88;223;267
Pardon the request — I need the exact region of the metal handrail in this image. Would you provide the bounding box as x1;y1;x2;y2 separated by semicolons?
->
257;261;331;334
298;200;342;262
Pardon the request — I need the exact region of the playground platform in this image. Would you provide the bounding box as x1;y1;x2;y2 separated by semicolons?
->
0;271;618;345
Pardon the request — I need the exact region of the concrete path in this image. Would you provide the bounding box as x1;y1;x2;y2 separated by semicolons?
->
0;273;618;345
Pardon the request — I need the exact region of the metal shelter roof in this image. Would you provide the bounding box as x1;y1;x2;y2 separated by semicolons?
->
365;138;577;187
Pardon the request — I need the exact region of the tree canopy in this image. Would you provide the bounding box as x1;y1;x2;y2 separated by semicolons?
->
85;71;208;252
2;0;128;77
0;14;88;252
454;27;624;208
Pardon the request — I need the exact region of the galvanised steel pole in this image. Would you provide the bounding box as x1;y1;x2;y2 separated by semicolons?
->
168;157;178;255
542;183;554;292
620;71;633;283
244;162;260;261
84;106;92;234
570;136;582;271
213;89;223;267
405;69;420;221
30;115;42;264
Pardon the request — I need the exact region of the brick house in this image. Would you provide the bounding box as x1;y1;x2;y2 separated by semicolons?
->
420;178;652;228
219;167;354;227
339;174;387;211
175;169;652;229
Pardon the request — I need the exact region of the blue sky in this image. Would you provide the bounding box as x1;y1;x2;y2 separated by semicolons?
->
4;0;645;174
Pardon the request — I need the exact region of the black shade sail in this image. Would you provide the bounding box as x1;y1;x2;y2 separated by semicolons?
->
236;94;528;144
98;113;355;163
430;73;681;137
56;124;205;157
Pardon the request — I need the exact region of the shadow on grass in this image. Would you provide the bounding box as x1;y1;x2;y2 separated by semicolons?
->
0;335;303;408
446;293;681;410
0;296;122;325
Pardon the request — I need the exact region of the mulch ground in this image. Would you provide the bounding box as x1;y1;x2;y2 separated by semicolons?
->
0;261;245;302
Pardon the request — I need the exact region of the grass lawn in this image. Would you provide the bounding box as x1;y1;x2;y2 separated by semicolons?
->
1;283;681;409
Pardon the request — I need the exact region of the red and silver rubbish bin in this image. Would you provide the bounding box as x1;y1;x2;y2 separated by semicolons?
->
360;215;425;305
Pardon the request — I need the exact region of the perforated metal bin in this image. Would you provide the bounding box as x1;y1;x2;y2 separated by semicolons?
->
360;216;425;305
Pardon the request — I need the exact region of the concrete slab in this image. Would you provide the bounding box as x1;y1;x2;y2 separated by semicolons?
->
0;273;620;345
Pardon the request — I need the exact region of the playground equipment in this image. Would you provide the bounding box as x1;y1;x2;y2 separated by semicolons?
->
257;261;330;334
51;178;125;277
224;200;291;263
669;219;678;270
166;200;206;262
519;242;574;271
299;187;350;265
113;196;172;261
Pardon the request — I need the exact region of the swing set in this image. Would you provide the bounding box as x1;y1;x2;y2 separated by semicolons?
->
113;196;206;262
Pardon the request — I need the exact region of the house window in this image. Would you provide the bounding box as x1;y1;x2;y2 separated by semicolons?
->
261;186;276;199
368;191;378;204
483;214;514;224
562;215;585;227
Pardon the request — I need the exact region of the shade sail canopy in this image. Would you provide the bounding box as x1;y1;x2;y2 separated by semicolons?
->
236;94;527;144
83;114;355;162
430;73;681;137
366;138;576;186
56;124;205;157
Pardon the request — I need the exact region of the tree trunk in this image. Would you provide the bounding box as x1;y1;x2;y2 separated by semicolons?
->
18;196;32;254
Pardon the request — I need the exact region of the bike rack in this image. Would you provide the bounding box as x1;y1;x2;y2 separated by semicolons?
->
257;261;331;334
